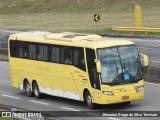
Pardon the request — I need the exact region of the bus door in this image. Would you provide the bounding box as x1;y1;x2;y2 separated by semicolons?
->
71;47;88;97
86;49;101;103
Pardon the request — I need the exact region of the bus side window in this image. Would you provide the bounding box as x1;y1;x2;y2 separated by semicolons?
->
73;47;86;71
18;42;28;59
29;44;37;60
37;45;48;61
23;42;28;59
61;47;72;64
43;46;48;61
86;48;100;90
51;46;60;63
10;40;17;57
18;42;23;58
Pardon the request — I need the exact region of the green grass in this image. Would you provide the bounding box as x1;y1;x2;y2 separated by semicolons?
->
0;117;19;120
0;0;159;36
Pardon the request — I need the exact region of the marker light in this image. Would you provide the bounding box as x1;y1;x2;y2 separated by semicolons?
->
102;91;114;96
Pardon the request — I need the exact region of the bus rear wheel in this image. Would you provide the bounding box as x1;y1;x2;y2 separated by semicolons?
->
33;82;41;99
24;81;33;97
85;91;95;109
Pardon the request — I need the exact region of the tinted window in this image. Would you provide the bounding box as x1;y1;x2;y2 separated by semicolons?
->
10;40;17;57
29;44;37;60
73;47;85;71
61;47;72;64
18;42;28;58
51;46;60;63
86;48;100;90
10;40;86;71
37;45;48;61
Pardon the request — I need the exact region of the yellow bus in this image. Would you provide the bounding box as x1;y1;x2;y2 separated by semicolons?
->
8;31;148;109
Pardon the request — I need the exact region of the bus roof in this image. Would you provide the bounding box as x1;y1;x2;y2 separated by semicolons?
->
10;31;135;49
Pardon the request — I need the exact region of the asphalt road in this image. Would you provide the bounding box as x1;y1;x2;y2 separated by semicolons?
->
106;37;160;67
0;62;160;120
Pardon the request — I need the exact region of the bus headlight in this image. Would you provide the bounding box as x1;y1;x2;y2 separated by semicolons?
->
102;91;114;96
135;86;144;93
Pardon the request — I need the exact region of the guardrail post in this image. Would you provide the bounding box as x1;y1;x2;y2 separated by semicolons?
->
135;4;142;28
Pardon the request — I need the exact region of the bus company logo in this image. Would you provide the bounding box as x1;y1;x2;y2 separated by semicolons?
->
2;112;11;117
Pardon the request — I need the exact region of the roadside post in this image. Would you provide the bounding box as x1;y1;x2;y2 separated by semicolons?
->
135;4;142;28
94;14;100;33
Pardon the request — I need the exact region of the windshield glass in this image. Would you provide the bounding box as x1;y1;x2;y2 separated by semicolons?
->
97;45;142;85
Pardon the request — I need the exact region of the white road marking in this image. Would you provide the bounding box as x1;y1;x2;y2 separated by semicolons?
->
2;95;20;99
108;117;120;120
87;112;100;116
145;82;160;86
137;47;153;49
149;60;160;63
142;60;160;63
61;107;80;111
30;100;49;105
138;45;158;48
0;61;8;63
18;117;31;120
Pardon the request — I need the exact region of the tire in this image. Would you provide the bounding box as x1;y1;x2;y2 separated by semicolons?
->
123;101;131;104
85;91;95;109
33;82;42;99
24;81;33;97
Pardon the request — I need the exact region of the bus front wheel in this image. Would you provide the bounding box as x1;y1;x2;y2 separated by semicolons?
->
24;81;33;97
33;82;41;99
85;91;95;109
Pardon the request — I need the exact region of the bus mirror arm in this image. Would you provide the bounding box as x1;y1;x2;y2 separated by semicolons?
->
94;59;101;73
139;53;149;67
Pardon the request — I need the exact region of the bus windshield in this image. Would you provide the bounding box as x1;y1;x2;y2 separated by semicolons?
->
97;45;142;85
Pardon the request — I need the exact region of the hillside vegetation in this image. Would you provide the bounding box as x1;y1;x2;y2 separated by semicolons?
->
0;0;160;14
0;0;159;34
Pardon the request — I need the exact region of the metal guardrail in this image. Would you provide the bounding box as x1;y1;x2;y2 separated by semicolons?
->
112;27;160;33
144;67;160;83
0;48;7;54
0;48;8;61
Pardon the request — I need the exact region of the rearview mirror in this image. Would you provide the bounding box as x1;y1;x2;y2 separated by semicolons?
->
139;53;149;67
94;59;101;73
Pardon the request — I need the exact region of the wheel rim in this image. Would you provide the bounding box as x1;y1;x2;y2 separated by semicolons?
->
34;86;39;96
87;94;92;107
26;83;31;94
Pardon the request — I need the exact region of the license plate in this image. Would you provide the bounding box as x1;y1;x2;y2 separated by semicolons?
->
122;96;129;100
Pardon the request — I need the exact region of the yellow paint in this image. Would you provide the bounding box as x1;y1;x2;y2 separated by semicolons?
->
112;27;160;33
112;5;160;33
135;5;142;27
94;14;100;22
8;31;144;105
